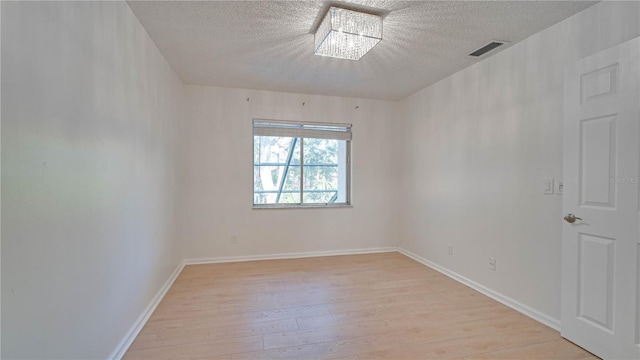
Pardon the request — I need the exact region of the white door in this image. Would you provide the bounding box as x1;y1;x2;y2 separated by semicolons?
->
562;36;640;359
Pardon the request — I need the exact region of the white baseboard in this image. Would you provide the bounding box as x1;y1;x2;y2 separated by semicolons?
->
108;261;185;360
397;247;561;331
183;247;398;265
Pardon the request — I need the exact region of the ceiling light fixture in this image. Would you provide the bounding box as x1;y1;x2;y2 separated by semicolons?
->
314;6;382;61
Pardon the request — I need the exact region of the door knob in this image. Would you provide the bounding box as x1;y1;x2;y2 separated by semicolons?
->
564;214;582;223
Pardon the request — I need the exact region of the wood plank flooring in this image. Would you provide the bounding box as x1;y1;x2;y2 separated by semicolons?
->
124;252;597;360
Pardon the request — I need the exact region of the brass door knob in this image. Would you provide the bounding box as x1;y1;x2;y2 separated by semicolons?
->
564;214;582;223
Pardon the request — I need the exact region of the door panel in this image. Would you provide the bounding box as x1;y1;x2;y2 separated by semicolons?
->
580;63;618;104
562;36;640;359
580;115;617;208
577;233;614;331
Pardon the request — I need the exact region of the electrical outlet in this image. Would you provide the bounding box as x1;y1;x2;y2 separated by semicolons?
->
448;244;453;256
231;235;238;244
489;258;496;271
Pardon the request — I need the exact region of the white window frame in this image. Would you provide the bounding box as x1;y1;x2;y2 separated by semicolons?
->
252;119;352;209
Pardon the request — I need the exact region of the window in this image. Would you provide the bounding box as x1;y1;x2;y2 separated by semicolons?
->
253;119;351;208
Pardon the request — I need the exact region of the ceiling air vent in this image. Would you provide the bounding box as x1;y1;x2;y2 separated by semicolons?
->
468;41;507;57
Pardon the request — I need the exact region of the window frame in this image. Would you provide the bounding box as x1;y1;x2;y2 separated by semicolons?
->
252;119;352;209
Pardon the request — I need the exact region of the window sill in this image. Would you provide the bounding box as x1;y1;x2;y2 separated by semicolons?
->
252;204;352;210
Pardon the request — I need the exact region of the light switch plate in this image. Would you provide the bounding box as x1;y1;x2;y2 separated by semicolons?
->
543;178;554;195
556;180;564;195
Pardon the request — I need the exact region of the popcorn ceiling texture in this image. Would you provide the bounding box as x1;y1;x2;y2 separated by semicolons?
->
128;1;595;101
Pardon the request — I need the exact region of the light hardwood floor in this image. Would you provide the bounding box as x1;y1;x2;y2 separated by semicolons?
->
124;252;597;360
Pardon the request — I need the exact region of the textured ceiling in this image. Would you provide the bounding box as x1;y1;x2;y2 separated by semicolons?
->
128;1;596;100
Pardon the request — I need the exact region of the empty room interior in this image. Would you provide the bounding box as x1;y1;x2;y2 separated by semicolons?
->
2;0;640;359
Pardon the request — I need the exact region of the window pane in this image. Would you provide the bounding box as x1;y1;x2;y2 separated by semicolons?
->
253;136;300;204
253;120;350;207
303;138;344;204
279;165;301;204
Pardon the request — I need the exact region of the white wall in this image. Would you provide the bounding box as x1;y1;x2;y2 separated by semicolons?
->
1;2;183;358
179;86;400;259
1;2;3;357
0;2;2;358
399;1;640;323
2;1;638;358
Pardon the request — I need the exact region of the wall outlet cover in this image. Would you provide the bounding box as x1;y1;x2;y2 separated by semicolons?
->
489;257;497;271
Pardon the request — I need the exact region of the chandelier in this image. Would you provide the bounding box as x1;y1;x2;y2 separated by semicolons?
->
314;7;382;61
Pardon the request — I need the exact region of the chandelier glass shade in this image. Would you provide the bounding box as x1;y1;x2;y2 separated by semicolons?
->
314;7;382;60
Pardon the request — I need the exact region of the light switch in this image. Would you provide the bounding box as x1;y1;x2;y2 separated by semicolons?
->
543;178;554;194
556;180;564;195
